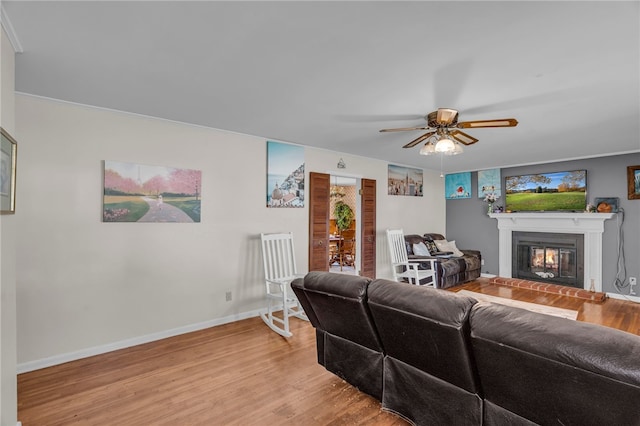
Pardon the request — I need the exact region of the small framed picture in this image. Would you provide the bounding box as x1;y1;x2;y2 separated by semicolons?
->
628;165;640;200
593;197;619;213
0;128;17;214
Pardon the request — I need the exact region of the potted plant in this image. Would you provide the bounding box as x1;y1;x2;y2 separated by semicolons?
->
334;201;354;236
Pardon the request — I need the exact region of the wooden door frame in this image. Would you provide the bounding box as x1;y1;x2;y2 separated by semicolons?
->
308;172;376;278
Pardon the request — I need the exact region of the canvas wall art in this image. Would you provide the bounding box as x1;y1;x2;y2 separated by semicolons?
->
478;168;501;198
445;172;472;199
0;128;17;213
388;164;423;196
267;141;305;207
628;165;640;200
103;161;202;222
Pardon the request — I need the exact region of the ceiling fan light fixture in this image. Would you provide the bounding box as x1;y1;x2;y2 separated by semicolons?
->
419;141;435;155
435;137;455;153
451;141;464;155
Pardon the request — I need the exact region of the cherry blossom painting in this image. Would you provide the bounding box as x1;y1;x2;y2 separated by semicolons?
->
103;161;202;222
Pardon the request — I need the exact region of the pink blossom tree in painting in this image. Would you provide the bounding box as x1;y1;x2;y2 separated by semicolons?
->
169;168;201;199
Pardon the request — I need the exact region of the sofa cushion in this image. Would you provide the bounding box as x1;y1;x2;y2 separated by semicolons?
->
302;271;382;352
423;236;439;254
412;241;431;256
435;239;464;257
368;279;480;393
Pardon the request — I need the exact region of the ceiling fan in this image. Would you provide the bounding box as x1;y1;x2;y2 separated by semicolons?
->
379;108;518;153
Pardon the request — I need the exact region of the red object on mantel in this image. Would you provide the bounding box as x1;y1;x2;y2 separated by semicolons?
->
489;277;607;302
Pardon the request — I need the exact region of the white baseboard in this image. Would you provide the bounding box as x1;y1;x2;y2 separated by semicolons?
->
606;292;640;304
17;309;263;374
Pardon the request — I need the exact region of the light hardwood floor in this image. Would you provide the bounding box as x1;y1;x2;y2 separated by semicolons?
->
18;279;640;425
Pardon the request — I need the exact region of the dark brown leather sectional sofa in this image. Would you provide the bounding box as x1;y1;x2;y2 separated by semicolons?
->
291;271;640;426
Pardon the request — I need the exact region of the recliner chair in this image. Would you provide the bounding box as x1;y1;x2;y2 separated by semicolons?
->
291;271;384;400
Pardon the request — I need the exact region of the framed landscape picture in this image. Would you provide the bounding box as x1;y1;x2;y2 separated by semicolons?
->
103;161;202;222
0;128;17;214
628;165;640;200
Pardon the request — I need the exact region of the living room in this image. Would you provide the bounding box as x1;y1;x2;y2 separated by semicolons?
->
1;2;639;425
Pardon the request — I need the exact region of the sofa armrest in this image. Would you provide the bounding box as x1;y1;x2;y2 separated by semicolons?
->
407;255;438;271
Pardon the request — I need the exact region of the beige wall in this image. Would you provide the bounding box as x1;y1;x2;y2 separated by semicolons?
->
15;94;446;370
1;25;18;426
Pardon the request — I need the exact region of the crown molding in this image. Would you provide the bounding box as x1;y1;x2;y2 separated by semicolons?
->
1;5;23;53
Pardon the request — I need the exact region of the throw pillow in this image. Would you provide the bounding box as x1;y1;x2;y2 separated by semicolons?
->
412;242;431;256
405;241;414;255
435;239;465;257
424;238;439;254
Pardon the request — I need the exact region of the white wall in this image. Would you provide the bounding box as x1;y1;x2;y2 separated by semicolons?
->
15;94;445;370
1;25;18;426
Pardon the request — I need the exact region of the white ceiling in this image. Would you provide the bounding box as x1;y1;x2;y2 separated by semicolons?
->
3;1;639;173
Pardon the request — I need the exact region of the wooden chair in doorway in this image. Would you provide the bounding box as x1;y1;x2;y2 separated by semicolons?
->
260;232;309;337
339;229;356;269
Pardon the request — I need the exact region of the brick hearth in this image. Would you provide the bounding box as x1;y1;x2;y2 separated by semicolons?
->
489;277;607;302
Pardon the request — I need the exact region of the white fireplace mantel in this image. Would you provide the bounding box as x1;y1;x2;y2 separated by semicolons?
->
489;212;616;292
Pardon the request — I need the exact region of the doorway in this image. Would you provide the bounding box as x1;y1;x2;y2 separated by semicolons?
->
308;172;376;278
329;175;358;275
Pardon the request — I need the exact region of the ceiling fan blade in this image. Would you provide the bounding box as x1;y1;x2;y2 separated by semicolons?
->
450;129;479;146
457;118;518;129
436;108;459;125
380;126;430;133
403;131;435;148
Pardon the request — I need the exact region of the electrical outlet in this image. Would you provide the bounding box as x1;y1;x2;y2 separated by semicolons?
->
225;291;232;302
630;277;637;296
481;259;485;266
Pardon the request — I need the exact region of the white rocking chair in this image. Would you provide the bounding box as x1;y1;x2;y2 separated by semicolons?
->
386;229;436;286
260;232;308;337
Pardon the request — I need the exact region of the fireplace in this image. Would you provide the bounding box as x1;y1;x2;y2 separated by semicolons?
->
512;231;584;288
490;212;615;292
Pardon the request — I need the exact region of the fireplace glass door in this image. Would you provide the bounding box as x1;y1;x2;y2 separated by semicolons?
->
528;246;576;280
513;232;583;288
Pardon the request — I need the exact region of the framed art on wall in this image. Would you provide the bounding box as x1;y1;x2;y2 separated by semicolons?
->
388;164;423;196
478;168;501;198
445;172;471;199
103;160;202;222
628;165;640;200
266;141;305;207
0;128;17;214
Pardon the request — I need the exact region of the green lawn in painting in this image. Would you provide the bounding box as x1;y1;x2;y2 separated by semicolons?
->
505;192;586;212
103;195;150;222
165;197;201;222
